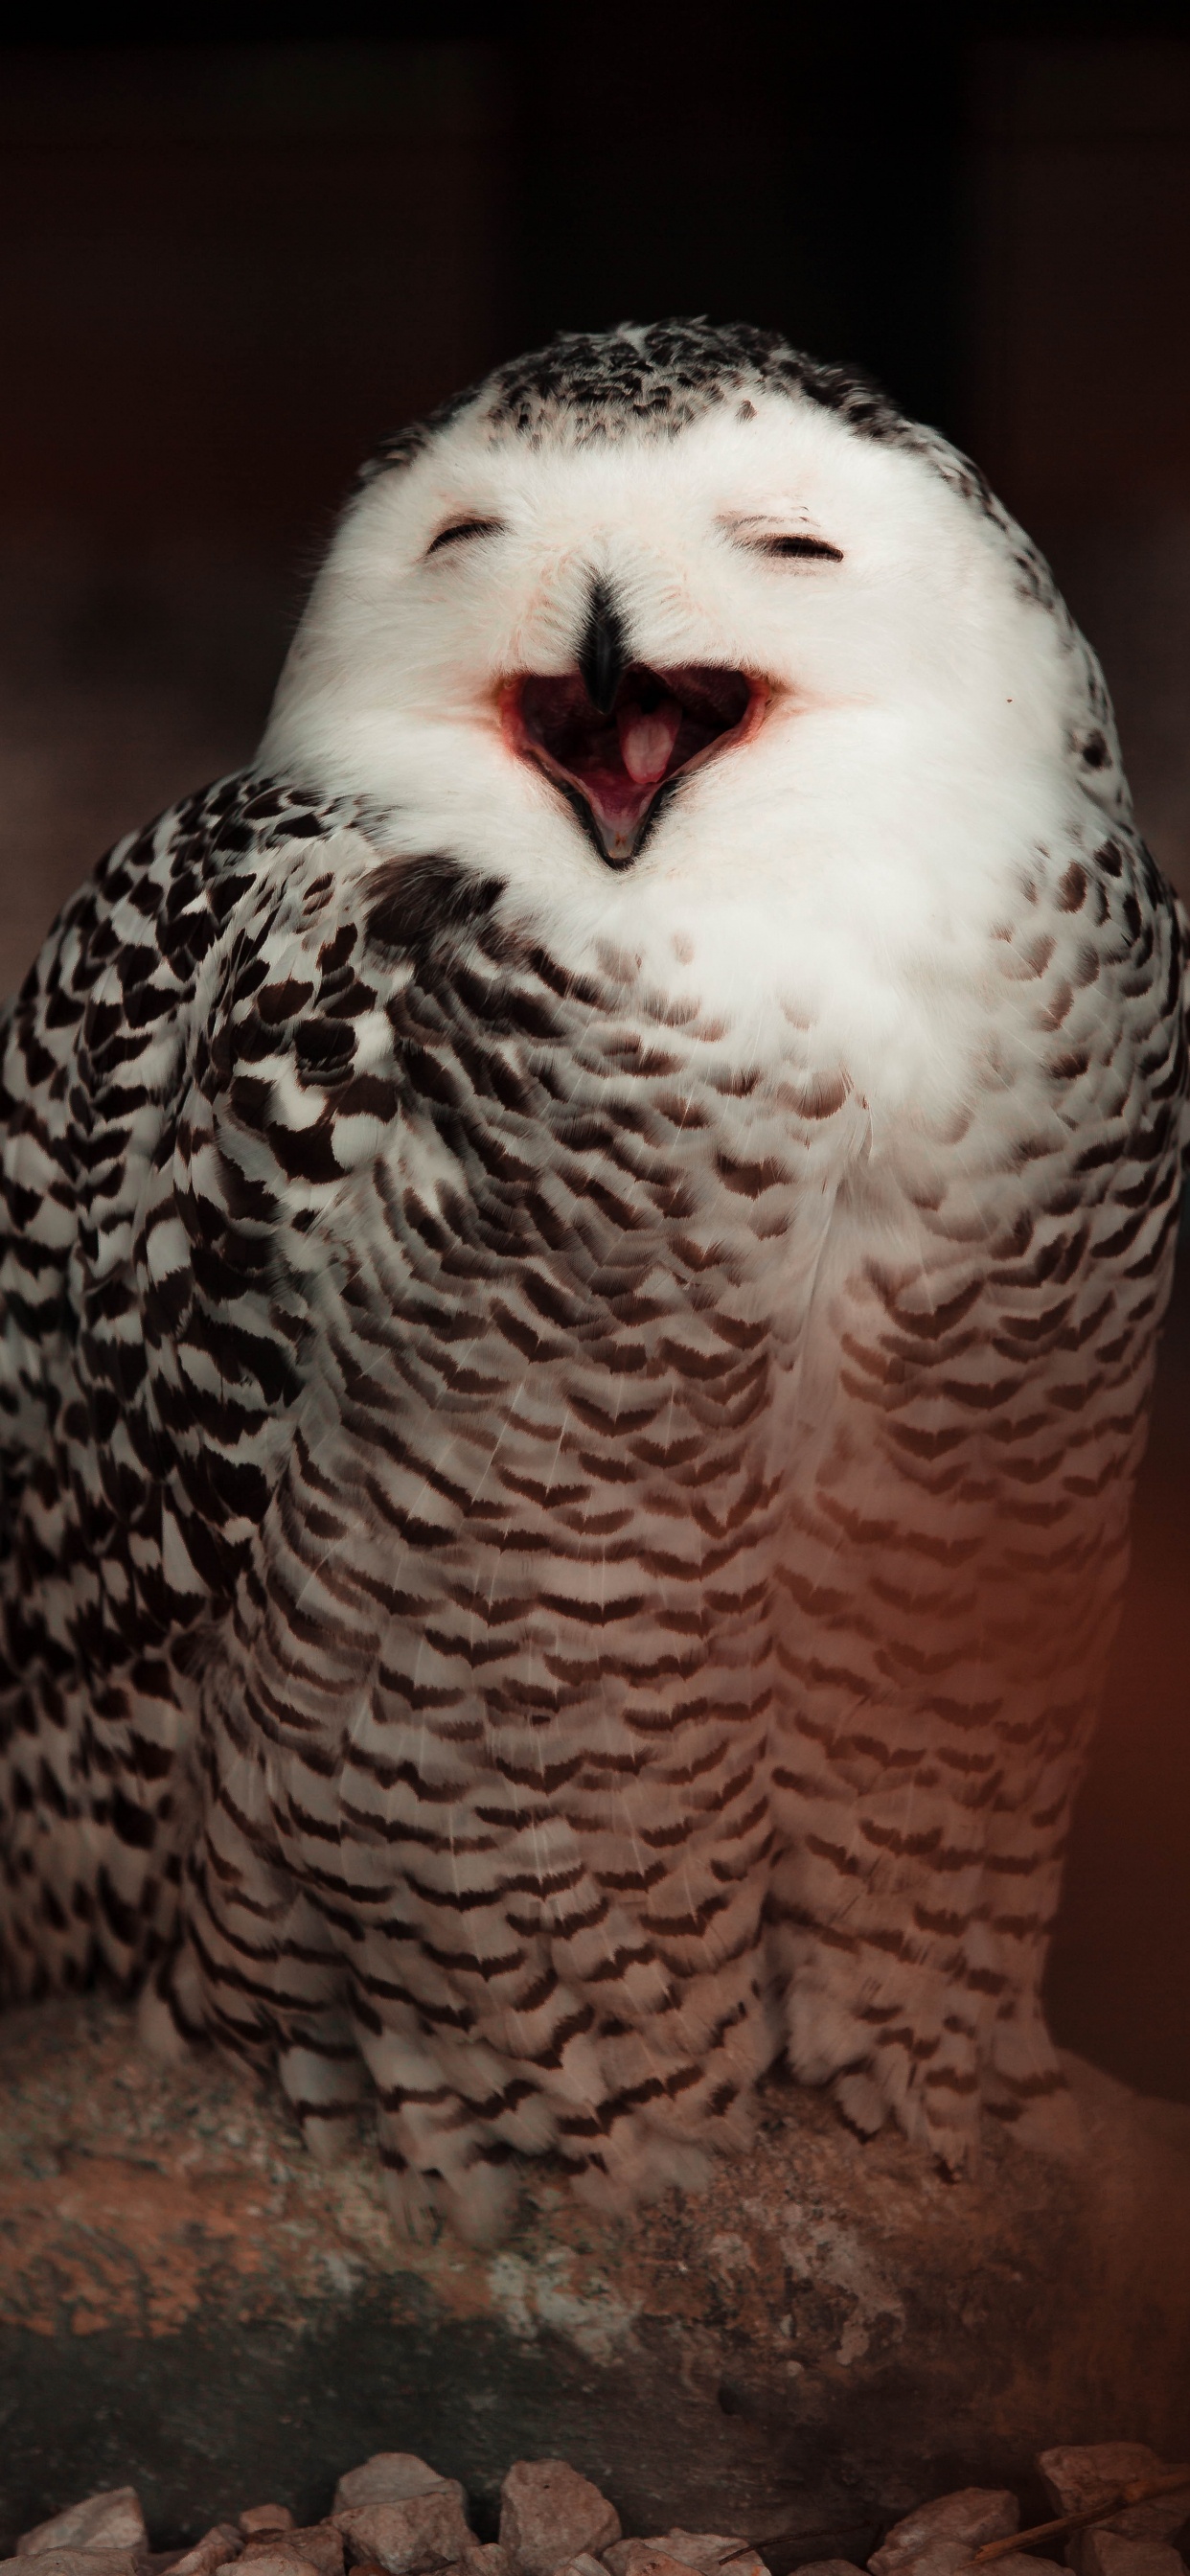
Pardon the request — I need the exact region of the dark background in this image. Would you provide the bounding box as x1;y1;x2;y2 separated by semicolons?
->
1;6;1187;2104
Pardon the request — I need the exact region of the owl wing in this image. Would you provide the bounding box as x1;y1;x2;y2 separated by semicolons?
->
0;771;390;1991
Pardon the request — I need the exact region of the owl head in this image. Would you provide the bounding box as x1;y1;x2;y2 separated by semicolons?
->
261;322;1127;1069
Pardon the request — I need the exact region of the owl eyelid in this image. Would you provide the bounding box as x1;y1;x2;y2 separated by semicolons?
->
746;533;844;564
424;517;506;557
722;516;843;563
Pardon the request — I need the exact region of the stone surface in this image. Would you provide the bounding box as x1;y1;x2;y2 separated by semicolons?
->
970;2564;1064;2576
238;2534;339;2576
1082;2542;1185;2576
619;2540;768;2576
1040;2453;1168;2517
867;2493;1018;2576
238;2537;342;2576
19;2500;149;2559
169;2531;242;2576
499;2466;620;2576
0;2557;144;2576
1;2003;1190;2562
332;2477;461;2520
1087;2516;1190;2559
595;2558;688;2576
871;2552;1014;2576
1071;2534;1190;2576
1037;2450;1190;2567
233;2560;312;2576
240;2527;293;2546
331;2497;473;2576
605;2547;767;2576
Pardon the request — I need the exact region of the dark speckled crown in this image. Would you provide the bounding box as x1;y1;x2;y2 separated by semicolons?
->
359;318;910;483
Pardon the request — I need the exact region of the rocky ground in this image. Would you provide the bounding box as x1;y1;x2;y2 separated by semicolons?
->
1;2001;1188;2558
2;2448;1188;2576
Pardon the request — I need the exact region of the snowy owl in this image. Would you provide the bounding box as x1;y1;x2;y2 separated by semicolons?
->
0;321;1183;2247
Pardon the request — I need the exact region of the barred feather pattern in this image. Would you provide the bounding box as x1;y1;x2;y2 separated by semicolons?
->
0;760;1183;2241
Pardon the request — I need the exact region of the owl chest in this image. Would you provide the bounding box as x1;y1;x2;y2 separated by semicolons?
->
328;1033;873;1595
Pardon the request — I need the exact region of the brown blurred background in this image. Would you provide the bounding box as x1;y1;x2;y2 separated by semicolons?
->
1;7;1187;2104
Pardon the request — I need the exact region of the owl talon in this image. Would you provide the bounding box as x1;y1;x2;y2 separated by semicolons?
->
832;2069;889;2140
441;2159;523;2250
380;2162;444;2244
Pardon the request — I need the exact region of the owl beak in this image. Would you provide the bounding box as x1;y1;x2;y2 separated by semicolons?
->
504;659;765;868
578;579;628;718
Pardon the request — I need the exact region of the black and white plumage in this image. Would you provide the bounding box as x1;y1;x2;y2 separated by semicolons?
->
0;321;1184;2245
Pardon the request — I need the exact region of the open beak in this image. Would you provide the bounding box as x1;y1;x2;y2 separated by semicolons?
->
501;590;768;867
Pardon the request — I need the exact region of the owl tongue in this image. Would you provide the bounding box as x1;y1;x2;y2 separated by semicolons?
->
617;697;682;785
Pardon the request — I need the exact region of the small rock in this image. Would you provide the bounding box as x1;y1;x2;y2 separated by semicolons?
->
168;2530;243;2576
790;2564;861;2576
545;2560;607;2576
1070;2518;1190;2576
1100;2514;1190;2558
869;2495;1019;2576
0;2558;144;2576
1038;2450;1190;2568
591;2557;689;2576
871;2556;971;2576
464;2555;511;2576
1039;2454;1166;2518
240;2526;294;2546
499;2463;620;2576
333;2495;474;2576
240;2535;343;2576
19;2498;149;2560
605;2543;767;2576
1082;2542;1186;2576
976;2563;1065;2576
237;2555;325;2576
886;2556;1061;2576
1;2555;145;2576
654;2538;768;2576
334;2472;464;2519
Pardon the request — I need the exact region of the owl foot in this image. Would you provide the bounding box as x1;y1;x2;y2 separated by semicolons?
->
279;2035;367;2169
440;2156;523;2248
378;2150;521;2249
831;2068;889;2140
379;2159;444;2244
568;2129;714;2216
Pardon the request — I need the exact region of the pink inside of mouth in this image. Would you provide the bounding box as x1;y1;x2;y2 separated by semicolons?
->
505;662;761;861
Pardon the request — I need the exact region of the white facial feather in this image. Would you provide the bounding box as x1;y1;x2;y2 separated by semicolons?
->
263;389;1103;1135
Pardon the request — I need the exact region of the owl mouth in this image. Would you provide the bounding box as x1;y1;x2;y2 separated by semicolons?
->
504;662;764;866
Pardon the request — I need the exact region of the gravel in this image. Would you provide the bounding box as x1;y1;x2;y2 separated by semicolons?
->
3;2445;1188;2576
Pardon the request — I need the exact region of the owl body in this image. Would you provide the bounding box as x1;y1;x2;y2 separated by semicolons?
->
0;325;1183;2241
